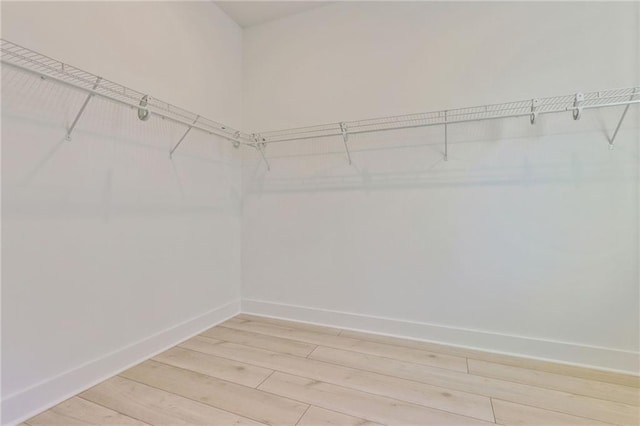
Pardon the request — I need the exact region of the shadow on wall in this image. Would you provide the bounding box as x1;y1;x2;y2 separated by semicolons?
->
242;106;639;194
1;68;243;221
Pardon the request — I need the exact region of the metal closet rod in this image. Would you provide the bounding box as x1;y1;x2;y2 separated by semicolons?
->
1;40;638;170
248;86;638;167
3;60;254;147
257;101;640;144
0;39;255;152
257;93;640;144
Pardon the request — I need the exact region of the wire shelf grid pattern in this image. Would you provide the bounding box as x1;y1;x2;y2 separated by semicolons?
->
2;39;638;161
0;39;252;145
257;87;639;144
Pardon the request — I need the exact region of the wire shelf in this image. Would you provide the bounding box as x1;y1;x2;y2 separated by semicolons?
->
0;39;253;146
2;38;638;169
257;86;640;144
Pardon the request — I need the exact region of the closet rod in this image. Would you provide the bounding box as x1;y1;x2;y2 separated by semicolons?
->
256;88;640;146
255;102;640;144
2;40;638;171
0;39;254;151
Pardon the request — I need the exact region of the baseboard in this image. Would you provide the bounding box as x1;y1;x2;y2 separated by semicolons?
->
2;299;240;426
241;299;639;375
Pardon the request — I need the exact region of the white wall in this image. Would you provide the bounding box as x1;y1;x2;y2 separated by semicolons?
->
242;2;640;372
1;2;243;424
2;4;639;424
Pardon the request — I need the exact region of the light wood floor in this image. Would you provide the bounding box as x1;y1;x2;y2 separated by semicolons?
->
23;314;640;426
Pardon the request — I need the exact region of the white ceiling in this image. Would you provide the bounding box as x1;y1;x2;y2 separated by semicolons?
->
216;2;330;28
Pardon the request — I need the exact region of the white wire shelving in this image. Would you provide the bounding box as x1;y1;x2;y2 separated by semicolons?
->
253;86;640;166
2;39;639;171
0;39;254;154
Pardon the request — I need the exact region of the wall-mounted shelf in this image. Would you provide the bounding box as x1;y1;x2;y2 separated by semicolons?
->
253;86;639;166
2;39;638;171
0;39;254;154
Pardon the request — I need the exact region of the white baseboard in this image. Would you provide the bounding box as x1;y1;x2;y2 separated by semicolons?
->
241;299;639;375
2;300;240;426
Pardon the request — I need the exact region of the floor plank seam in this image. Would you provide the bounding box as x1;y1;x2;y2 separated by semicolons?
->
306;346;486;387
75;395;151;425
259;369;496;424
222;324;465;373
489;397;496;424
198;326;640;411
185;334;638;422
179;345;490;423
306;345;319;359
221;323;470;375
146;356;275;390
464;369;640;407
227;320;640;404
490;397;627;425
114;371;279;424
255;370;276;389
221;323;307;337
294;404;311;425
235;315;342;337
222;337;637;424
233;320;304;335
192;333;224;345
255;376;383;425
214;325;319;352
179;339;494;410
238;317;640;388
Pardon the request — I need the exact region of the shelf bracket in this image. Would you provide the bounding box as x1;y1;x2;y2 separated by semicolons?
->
170;115;199;157
443;111;448;161
339;122;352;165
66;76;102;141
253;134;270;171
608;88;638;149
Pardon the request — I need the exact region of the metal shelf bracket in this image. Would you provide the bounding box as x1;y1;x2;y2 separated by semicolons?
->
253;134;270;171
608;88;638;149
66;76;102;141
339;122;352;165
443;111;448;161
170;115;199;158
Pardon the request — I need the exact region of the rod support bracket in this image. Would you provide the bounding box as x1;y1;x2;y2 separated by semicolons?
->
340;122;349;143
608;88;638;148
443;111;449;161
339;122;352;165
169;115;199;158
573;93;584;120
253;133;270;171
66;76;102;141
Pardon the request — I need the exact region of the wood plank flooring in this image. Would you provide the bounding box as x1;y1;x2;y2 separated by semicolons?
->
24;314;640;425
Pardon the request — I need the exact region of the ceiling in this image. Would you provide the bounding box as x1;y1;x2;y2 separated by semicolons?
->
216;2;330;28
